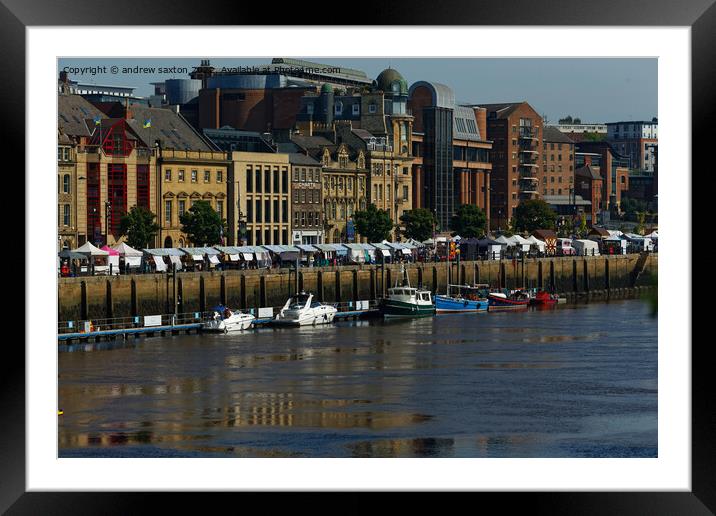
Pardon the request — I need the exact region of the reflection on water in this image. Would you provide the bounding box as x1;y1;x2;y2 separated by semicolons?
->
59;300;657;458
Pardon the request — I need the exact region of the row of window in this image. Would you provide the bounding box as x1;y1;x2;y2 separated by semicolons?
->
542;154;574;162
323;176;365;192
372;184;410;202
292;211;322;228
245;167;289;194
245;198;289;224
293;167;320;183
293;188;321;204
243;229;289;246
57;147;72;162
165;168;224;183
164;199;223;226
542;175;574;184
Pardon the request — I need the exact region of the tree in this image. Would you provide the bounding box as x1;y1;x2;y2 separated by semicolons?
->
119;206;159;249
352;204;393;242
573;117;582;124
512;199;557;233
559;115;573;124
450;204;487;238
577;213;588;237
180;200;226;246
400;208;435;242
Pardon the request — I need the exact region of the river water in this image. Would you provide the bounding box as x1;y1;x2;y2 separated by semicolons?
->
58;299;657;458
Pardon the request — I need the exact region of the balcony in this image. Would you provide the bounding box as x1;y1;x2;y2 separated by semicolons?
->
518;127;538;140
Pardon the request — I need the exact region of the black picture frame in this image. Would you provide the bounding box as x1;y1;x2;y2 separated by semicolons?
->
3;0;708;513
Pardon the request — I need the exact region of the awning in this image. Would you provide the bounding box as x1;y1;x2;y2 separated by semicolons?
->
296;244;318;252
152;255;167;272
242;253;254;261
381;249;391;257
169;255;183;269
191;254;203;262
280;251;300;261
208;255;220;265
314;244;335;253
125;256;142;267
228;254;240;261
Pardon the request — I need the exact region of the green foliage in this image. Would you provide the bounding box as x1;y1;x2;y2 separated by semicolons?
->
577;213;588;237
450;204;487;238
399;208;435;242
582;132;606;142
352;204;394;242
179;200;226;246
119;206;159;249
512;199;557;233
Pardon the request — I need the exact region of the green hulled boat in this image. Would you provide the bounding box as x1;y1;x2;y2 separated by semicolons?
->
379;266;436;318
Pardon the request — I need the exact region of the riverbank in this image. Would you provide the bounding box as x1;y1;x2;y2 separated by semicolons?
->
58;254;657;322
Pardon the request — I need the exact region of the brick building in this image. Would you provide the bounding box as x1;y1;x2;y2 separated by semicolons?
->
465;102;543;230
288;153;324;244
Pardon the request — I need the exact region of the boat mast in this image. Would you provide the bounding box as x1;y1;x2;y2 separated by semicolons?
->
446;238;450;296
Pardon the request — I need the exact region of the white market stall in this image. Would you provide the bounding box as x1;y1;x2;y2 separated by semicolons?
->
112;242;144;270
72;241;109;274
573;239;601;256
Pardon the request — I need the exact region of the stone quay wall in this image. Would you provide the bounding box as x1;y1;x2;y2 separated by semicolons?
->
58;254;658;322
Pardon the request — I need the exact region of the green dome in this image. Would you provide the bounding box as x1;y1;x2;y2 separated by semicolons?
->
375;68;406;94
320;83;333;94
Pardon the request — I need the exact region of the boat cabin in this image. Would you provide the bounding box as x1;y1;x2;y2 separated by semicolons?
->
388;287;432;304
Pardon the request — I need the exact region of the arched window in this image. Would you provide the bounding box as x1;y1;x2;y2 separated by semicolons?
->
164;236;173;248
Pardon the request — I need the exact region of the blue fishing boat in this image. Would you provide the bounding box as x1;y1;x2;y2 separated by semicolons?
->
435;284;490;313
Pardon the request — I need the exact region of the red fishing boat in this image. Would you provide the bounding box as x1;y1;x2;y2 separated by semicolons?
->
529;290;559;306
487;290;530;310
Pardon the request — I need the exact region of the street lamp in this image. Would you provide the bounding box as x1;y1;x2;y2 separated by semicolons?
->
104;201;111;246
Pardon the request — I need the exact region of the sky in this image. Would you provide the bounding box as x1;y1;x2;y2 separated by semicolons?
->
57;57;657;123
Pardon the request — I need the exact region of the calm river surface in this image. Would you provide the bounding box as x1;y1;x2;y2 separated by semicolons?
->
58;299;657;458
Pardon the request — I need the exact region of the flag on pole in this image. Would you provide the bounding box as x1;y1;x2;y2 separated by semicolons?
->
93;115;101;126
143;118;152;128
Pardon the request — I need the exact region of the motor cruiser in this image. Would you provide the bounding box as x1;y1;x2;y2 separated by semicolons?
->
273;291;338;326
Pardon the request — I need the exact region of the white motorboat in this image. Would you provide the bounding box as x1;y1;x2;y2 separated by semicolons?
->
273;291;337;326
203;305;255;333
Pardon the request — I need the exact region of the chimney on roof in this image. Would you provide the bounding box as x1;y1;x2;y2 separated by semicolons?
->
125;98;132;120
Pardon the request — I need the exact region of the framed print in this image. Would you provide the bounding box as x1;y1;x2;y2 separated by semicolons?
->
3;0;710;512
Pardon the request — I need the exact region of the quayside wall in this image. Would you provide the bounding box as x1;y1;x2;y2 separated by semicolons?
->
58;254;658;322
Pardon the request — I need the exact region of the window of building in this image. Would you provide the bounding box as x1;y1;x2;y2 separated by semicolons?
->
203;170;210;183
137;164;150;210
369;104;376;113
352;104;360;115
282;200;288;223
165;169;172;181
246;168;253;192
550;176;555;183
282;169;288;192
191;170;198;183
335;102;343;115
301;211;306;227
217;170;223;182
273;199;279;223
293;190;299;202
246;198;253;222
255;199;262;222
293;211;300;226
255;168;262;193
216;200;223;217
558;176;563;183
273;168;279;192
178;199;186;218
265;169;272;193
265;200;271;222
62;174;70;194
558;189;562;195
165;200;172;226
550;189;555;195
178;169;185;182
